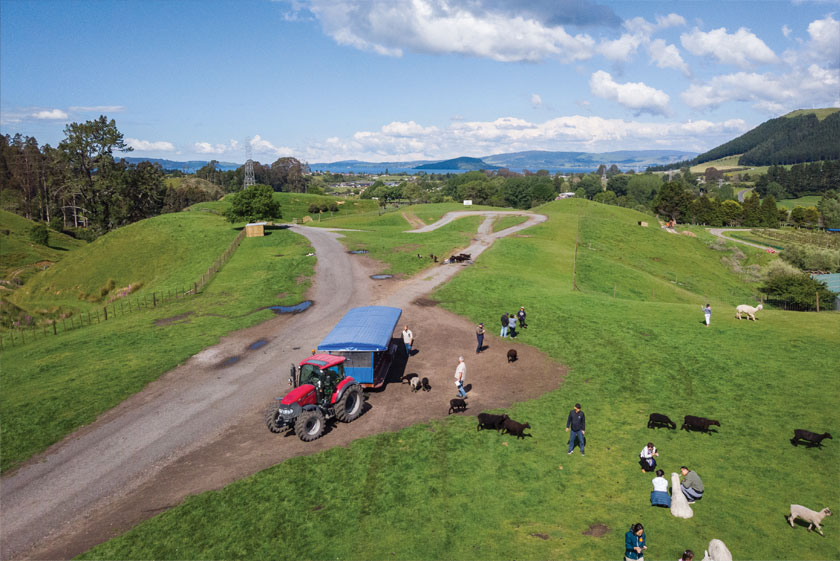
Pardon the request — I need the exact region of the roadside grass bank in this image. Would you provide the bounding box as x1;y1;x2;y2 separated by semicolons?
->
0;228;314;472
491;214;529;232
81;199;839;560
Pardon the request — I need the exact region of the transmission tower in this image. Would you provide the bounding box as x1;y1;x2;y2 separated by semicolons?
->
243;138;256;189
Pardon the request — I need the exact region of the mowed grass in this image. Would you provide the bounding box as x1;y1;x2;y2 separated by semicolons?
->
81;199;839;560
9;211;238;316
492;214;529;232
0;227;314;472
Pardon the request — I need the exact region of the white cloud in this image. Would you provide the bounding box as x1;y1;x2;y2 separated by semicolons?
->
31;108;68;120
307;0;597;62
127;138;176;151
531;94;543;108
807;14;840;65
589;70;671;115
597;32;644;61
681;26;778;68
648;39;689;75
782;24;792;38
295;114;747;162
249;134;293;156
681;64;840;112
68;105;126;113
194;142;230;154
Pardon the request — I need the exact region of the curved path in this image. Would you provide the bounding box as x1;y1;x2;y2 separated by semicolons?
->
1;211;556;561
708;227;776;251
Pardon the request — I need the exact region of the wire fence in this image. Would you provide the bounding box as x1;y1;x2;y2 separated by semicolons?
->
0;229;247;351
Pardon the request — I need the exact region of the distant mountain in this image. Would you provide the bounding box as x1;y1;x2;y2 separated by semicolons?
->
693;108;840;166
483;150;695;171
120;157;241;172
414;156;500;171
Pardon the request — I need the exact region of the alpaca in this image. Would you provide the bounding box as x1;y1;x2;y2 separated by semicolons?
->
788;505;833;536
647;413;677;430
477;413;509;431
735;303;763;320
670;472;694;518
448;398;467;414
701;539;732;561
507;349;517;363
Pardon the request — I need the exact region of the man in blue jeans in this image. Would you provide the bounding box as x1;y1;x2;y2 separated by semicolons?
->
566;403;585;455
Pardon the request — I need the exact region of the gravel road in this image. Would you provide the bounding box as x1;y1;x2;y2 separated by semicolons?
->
707;227;776;251
1;211;561;561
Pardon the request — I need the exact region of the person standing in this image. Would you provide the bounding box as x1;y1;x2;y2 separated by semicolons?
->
475;323;485;354
679;466;704;503
639;442;659;472
500;312;509;338
565;403;586;455
517;306;527;328
624;523;647;561
402;325;414;356
508;313;517;338
702;303;711;327
454;356;467;398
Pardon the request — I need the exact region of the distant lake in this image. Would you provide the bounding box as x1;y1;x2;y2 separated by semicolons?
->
308;164;604;175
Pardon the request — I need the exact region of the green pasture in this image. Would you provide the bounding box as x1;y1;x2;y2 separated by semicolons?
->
725;230;787;250
81;199;839;560
0;227;314;472
0;209;86;283
690;154;743;173
492;214;529;232
8;211;238;318
189;192;379;223
777;196;822;210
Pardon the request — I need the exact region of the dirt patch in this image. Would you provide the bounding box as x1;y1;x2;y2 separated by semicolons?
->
530;533;550;540
154;312;194;326
581;523;610;537
275;292;287;299
401;212;426;230
413;297;440;307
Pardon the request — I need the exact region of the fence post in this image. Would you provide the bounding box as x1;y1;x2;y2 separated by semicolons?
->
816;292;820;313
63;318;67;331
194;282;198;294
104;306;108;321
613;283;616;298
153;292;156;307
53;321;57;335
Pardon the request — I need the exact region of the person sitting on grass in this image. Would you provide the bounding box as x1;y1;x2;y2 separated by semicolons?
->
679;466;704;503
650;469;670;508
639;442;659;472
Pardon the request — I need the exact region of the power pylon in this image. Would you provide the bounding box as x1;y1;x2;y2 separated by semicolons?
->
243;138;256;189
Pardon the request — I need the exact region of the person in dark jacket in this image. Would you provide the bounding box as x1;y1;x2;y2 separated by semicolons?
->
475;323;485;354
624;523;647;561
565;403;586;455
500;312;509;338
517;306;527;328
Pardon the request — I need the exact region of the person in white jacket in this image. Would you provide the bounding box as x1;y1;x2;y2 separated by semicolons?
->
639;442;659;472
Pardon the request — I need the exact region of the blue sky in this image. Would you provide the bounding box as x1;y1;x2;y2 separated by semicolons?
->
1;0;838;164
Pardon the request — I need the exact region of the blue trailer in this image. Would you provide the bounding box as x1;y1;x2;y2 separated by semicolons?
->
317;306;402;388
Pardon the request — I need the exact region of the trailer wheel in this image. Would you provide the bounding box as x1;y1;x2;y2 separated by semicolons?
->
295;410;325;441
335;384;363;423
265;402;284;433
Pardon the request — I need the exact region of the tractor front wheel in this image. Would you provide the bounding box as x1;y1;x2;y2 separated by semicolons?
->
265;402;284;433
295;409;325;441
335;384;363;423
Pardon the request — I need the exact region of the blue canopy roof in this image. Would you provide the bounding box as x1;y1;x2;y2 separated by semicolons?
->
318;306;402;352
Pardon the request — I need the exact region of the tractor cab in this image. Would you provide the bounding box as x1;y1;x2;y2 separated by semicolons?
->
295;354;346;401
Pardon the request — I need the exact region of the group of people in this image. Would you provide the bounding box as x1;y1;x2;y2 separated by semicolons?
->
624;523;696;561
641;442;705;506
499;306;527;338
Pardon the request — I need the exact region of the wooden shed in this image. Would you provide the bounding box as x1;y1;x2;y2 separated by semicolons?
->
245;222;267;237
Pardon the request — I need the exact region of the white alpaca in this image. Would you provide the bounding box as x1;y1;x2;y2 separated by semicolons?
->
735;303;762;320
670;472;693;518
702;539;732;561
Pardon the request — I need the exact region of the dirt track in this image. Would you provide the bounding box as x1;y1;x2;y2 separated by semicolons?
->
1;211;564;560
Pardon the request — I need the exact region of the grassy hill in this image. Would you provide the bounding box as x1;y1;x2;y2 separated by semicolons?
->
190;191;379;223
79;200;839;560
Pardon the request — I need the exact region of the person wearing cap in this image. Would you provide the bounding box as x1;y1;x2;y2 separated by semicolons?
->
565;403;586;455
475;322;485;354
517;306;527;328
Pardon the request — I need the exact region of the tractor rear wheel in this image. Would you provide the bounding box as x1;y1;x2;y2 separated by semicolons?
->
295;409;325;441
265;402;284;433
335;384;363;423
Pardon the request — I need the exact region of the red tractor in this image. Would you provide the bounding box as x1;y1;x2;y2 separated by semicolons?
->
265;354;364;441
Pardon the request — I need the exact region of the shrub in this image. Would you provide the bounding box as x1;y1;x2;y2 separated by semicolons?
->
308;203;321;214
29;223;49;246
760;273;837;310
780;244;840;273
100;278;117;297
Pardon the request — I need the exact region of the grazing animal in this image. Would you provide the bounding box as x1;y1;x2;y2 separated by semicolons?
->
670;472;694;519
681;415;721;433
647;413;677;430
477;413;509;431
507;349;518;363
401;373;418;384
788;505;833;536
701;539;732;561
791;429;833;448
410;377;422;392
421;377;431;392
735;303;763;320
448;398;467;414
502;418;531;439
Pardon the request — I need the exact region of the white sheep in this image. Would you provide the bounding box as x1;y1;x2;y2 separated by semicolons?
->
788;504;833;536
735;303;763;320
670;472;694;519
701;539;732;561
